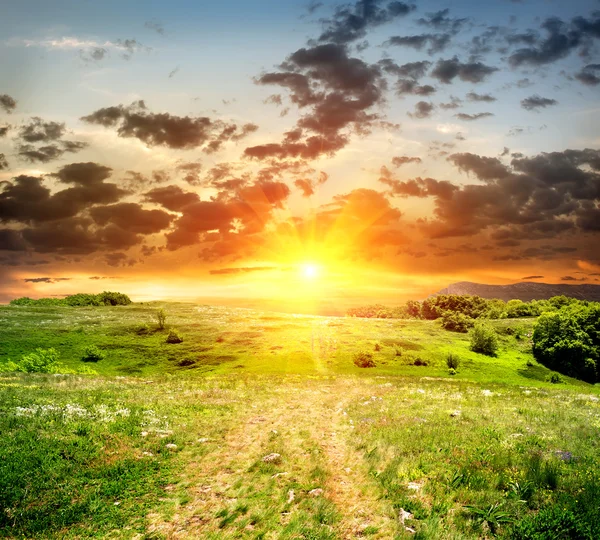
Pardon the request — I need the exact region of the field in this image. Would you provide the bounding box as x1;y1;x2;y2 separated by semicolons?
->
1;303;599;539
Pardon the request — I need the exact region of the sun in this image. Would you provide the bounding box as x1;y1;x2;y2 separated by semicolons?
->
301;263;319;279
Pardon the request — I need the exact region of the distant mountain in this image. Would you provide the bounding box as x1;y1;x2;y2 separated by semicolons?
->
434;281;600;302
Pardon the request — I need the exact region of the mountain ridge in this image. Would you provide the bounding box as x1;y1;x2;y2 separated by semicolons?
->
434;281;600;302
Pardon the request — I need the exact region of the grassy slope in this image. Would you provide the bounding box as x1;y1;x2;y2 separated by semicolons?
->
1;303;599;539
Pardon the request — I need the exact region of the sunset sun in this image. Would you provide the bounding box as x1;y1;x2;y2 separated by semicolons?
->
301;263;319;280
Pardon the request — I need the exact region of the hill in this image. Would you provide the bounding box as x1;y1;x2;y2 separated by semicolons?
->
434;281;600;302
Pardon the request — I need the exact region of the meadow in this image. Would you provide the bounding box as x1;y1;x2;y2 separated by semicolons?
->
1;302;599;538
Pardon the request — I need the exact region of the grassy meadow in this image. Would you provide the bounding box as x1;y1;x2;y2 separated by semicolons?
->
1;302;599;538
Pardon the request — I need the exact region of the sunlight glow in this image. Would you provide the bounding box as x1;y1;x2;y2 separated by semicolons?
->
301;263;319;280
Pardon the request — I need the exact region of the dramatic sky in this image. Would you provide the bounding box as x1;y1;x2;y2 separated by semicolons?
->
1;0;599;310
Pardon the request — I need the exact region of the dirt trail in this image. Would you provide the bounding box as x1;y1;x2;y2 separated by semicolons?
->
146;378;397;539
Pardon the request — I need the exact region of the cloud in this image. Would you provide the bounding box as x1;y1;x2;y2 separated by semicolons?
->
561;275;585;281
522;275;544;280
317;0;415;44
0;94;17;113
82;100;256;152
392;156;421;167
508;14;600;67
143;185;200;211
90;203;174;234
521;95;558;111
448;153;510;180
454;112;494;121
145;21;165;35
408;101;435;119
379;168;458;199
574;64;600;86
417;8;469;33
209;266;279;275
385;33;451;54
168;66;180;78
431;57;498;84
17;141;88;163
0;154;8;170
378;60;431;80
247;43;386;159
79;47;107;62
19;117;65;142
439;96;462;110
466;92;497;103
395;79;436;96
23;277;71;283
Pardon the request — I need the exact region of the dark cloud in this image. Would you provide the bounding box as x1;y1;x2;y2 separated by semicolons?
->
522;275;544;280
385;33;451;54
521;95;558;111
317;0;415;45
248;43;386;159
466;92;497;103
508;14;600;67
0;229;28;251
0;163;127;225
439;96;462;109
395;79;436;96
417;8;469;33
431;57;498;84
574;64;600;86
307;1;324;14
82;100;256;152
0;154;8;170
454;112;494;121
378;60;431;80
168;66;180;78
17;140;88;163
90;203;173;234
19;117;65;143
105;252;136;267
379;168;458;199
561;275;585;281
408;101;435;119
413;148;600;239
80;47;107;63
115;39;149;60
23;277;71;283
0;95;17;114
392;156;421;167
294;171;328;197
143;185;200;211
0;125;9;137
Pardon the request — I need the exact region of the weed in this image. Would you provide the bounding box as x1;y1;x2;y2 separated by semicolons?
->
446;352;460;370
156;309;167;330
165;330;183;344
354;351;375;368
81;345;105;363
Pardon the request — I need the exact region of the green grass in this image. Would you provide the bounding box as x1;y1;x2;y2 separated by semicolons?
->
0;302;598;538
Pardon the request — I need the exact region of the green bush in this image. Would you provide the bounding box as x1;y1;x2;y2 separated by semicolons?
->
134;323;151;335
81;345;105;363
1;348;62;373
441;311;474;333
546;373;564;384
165;329;183;344
510;506;592;539
9;291;131;307
156;309;167;330
446;353;460;370
470;321;499;356
353;351;375;368
532;304;600;382
448;367;457;375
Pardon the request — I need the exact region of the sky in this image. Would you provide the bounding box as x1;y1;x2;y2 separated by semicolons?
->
0;0;599;311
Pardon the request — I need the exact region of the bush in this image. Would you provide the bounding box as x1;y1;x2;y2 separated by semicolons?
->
510;506;591;539
470;321;499;356
532;304;600;383
1;348;62;373
353;351;375;368
166;329;183;344
546;373;563;384
448;367;457;376
156;309;167;330
441;311;474;333
134;323;151;335
446;353;460;370
9;291;131;307
81;345;105;363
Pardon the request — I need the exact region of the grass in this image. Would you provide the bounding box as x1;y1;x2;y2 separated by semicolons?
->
0;302;599;538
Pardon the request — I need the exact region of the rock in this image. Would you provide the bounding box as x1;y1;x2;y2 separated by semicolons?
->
450;410;461;417
197;438;209;443
398;508;413;524
407;482;420;491
271;472;289;478
165;443;178;450
287;489;295;503
141;431;148;437
308;488;324;497
262;452;281;464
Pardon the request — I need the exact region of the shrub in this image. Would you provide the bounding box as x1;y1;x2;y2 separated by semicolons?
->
412;358;428;366
9;348;62;373
532;304;600;383
441;311;474;333
81;345;105;363
97;291;132;306
166;329;183;344
446;353;460;370
546;373;563;384
448;367;457;376
470;321;499;356
156;309;167;330
353;351;375;368
510;506;591;539
374;343;381;351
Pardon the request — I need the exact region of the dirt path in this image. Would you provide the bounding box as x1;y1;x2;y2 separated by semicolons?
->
145;378;397;539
